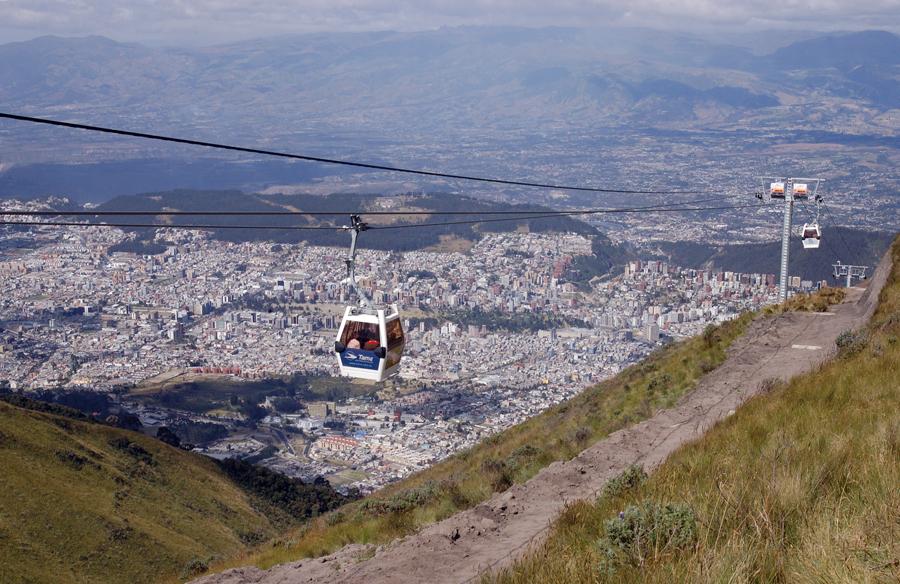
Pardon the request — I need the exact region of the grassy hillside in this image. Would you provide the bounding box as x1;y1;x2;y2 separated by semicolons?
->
488;236;900;583
0;400;344;584
206;309;759;574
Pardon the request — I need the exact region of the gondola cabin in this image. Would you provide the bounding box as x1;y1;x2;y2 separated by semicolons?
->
793;183;808;199
334;304;404;382
802;223;821;249
769;182;785;198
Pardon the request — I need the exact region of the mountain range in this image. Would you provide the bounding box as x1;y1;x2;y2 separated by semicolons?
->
0;27;897;164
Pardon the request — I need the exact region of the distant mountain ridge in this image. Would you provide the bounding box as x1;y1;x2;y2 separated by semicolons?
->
764;30;900;70
1;27;897;166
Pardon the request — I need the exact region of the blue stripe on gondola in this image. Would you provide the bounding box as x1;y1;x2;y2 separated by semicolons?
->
340;349;381;370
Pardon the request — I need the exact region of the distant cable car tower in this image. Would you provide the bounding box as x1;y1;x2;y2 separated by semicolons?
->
832;261;869;288
758;176;824;301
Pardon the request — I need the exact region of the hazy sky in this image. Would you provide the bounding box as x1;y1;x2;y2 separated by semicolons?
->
0;0;898;45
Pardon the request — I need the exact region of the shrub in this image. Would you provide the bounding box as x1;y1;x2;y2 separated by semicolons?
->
510;444;539;460
757;377;779;394
601;465;648;500
835;329;868;355
107;437;156;466
597;501;697;572
238;530;266;545
702;325;718;348
181;558;209;579
325;511;345;526
441;479;472;509
490;472;514;492
482;458;514;492
55;450;91;470
573;427;592;444
361;482;440;515
647;373;672;395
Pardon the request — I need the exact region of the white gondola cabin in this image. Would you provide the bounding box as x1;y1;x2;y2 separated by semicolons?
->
332;215;405;382
793;183;808;199
769;182;785;198
334;305;404;382
802;223;821;249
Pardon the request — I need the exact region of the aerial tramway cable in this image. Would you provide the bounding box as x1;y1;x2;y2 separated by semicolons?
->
369;202;771;230
0;201;772;232
0;111;783;385
0;112;696;195
0;220;341;230
0;195;724;217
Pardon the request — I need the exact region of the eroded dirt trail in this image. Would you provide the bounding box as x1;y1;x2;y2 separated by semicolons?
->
197;250;890;584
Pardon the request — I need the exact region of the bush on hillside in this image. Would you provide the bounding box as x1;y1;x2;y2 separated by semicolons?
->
597;501;697;573
180;558;211;579
601;465;648;500
482;458;515;492
836;329;869;355
702;325;718;348
108;437;156;466
360;482;440;515
766;287;846;315
509;444;540;460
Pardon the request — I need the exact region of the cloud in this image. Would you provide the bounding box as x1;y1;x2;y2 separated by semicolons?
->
0;0;898;44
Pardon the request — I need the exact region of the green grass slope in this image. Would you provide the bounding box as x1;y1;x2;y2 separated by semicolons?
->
0;402;282;584
489;235;900;583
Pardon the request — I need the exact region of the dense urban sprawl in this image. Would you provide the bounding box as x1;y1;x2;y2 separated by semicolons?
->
1;204;817;492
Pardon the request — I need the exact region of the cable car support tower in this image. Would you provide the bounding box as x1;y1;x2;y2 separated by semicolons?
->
759;177;824;301
832;262;869;288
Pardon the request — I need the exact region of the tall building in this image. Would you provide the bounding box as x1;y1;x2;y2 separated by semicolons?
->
645;322;660;343
308;401;336;419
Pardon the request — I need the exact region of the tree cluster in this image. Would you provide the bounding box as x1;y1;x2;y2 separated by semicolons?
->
216;458;357;522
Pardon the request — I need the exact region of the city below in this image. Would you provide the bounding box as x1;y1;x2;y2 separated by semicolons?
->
0;199;825;493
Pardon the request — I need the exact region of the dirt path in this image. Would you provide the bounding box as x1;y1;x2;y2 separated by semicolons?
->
196;250;891;584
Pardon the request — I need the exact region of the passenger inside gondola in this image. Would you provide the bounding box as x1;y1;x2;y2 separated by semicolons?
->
341;322;380;351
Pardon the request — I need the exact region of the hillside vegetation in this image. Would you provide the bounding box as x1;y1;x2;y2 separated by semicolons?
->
488;236;900;583
207;309;759;574
0;399;346;584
